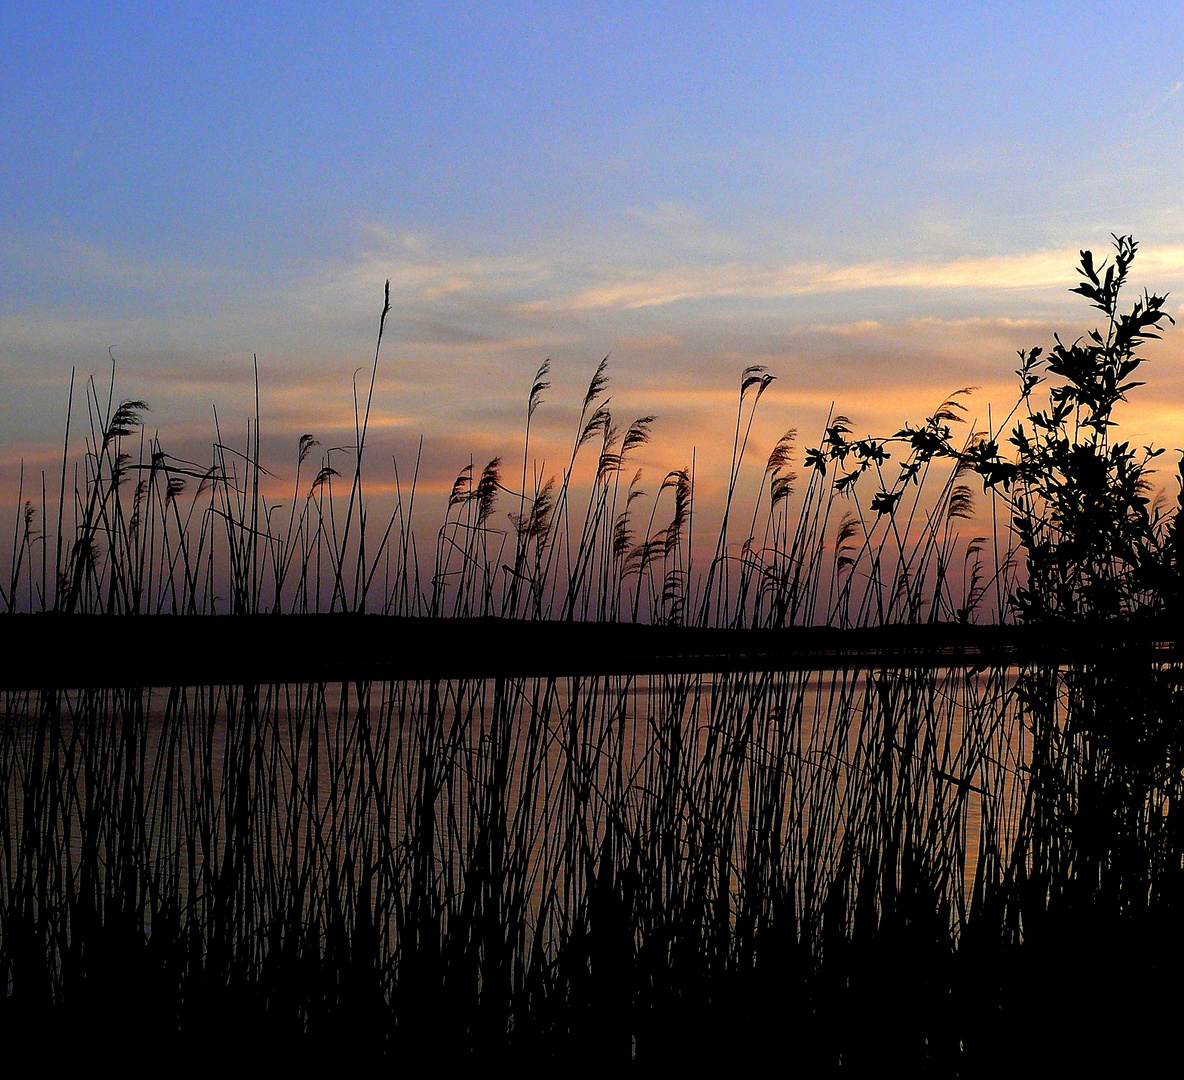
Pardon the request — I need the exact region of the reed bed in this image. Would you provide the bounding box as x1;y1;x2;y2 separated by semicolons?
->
3;238;1183;1066
0;665;1014;1061
1;321;997;629
4;657;1177;1065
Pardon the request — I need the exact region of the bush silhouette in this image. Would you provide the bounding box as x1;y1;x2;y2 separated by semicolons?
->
965;235;1177;621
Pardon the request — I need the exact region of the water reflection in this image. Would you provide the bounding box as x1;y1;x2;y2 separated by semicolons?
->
3;664;1029;961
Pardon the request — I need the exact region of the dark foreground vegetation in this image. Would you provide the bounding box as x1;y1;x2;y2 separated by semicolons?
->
2;238;1183;1069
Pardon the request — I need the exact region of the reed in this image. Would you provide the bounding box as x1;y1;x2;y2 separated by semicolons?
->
0;283;992;628
1;238;1181;1065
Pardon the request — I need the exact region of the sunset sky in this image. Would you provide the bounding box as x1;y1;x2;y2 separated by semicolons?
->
5;1;1184;518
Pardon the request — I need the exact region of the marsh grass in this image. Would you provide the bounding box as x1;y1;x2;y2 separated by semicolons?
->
0;292;994;629
0;666;1021;1061
2;237;1183;1065
5;658;1176;1065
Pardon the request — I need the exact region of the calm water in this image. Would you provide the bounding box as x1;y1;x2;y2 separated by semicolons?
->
3;664;1031;955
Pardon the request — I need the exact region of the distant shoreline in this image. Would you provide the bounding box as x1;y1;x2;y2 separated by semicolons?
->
2;614;1177;689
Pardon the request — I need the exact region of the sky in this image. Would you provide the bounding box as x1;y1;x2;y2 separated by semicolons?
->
5;1;1184;520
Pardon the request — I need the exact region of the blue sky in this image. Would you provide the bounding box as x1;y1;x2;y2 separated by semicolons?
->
4;1;1184;506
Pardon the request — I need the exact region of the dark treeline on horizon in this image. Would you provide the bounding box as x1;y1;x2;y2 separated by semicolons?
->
2;613;1180;689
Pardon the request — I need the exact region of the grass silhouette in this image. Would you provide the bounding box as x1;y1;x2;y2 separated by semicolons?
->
0;291;997;627
1;237;1181;1066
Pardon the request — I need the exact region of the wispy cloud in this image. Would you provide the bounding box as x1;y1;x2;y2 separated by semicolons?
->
513;247;1184;314
314;239;553;309
8;224;1184;517
623;201;741;257
811;319;883;337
